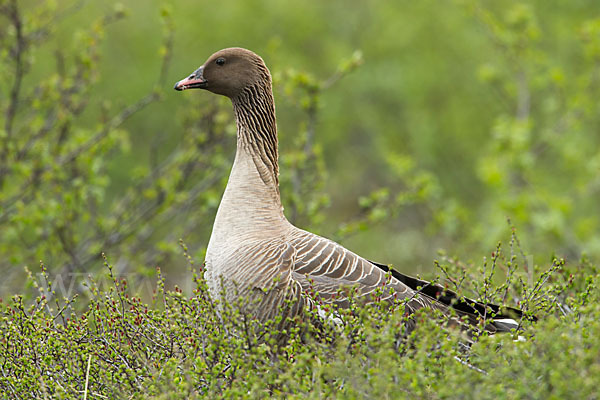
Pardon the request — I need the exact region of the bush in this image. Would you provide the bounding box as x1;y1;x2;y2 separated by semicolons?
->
1;239;597;399
1;1;599;399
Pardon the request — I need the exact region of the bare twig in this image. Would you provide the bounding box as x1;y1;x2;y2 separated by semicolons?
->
1;0;26;187
83;353;92;400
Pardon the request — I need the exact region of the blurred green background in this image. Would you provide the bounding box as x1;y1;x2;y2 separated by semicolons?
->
1;0;599;295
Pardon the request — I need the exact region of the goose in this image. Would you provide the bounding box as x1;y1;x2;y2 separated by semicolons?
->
173;47;526;334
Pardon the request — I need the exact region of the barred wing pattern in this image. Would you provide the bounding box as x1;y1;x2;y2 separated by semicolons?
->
287;228;435;314
175;48;526;336
287;228;523;333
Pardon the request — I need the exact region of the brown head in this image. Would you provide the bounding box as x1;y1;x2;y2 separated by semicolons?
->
173;47;271;99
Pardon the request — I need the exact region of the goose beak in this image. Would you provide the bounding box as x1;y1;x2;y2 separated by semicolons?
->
174;66;207;91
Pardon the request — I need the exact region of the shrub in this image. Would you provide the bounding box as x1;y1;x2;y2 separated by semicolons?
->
1;238;597;399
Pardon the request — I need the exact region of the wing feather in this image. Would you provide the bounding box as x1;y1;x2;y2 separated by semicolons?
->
288;228;429;313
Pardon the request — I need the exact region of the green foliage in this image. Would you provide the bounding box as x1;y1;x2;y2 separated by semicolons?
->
459;0;600;260
1;1;600;397
2;0;600;287
0;242;597;399
0;1;236;286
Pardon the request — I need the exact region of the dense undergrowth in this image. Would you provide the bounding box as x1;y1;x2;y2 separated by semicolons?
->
1;238;598;399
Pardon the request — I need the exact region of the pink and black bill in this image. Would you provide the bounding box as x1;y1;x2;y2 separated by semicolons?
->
173;66;207;91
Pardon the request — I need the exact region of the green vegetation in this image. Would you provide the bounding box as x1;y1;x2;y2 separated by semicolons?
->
1;240;598;398
1;0;600;398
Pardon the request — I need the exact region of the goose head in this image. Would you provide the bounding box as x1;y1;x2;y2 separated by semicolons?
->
173;47;270;99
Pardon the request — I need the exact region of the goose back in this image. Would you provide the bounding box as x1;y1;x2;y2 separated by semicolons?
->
174;47;527;335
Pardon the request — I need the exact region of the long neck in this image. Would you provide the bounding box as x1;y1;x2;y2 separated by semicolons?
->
208;80;286;243
232;82;279;188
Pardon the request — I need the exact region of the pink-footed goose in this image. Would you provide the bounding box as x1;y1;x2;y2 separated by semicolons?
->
174;48;526;333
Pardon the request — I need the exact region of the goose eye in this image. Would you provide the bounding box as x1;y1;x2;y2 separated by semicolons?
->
216;58;226;66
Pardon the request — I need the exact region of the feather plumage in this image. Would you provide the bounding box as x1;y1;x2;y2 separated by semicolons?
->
174;47;530;334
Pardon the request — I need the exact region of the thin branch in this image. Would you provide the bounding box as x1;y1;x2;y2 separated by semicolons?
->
1;0;26;188
83;354;92;400
3;0;24;136
57;92;159;166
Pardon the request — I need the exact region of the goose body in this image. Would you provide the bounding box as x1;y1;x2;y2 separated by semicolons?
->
174;48;523;332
